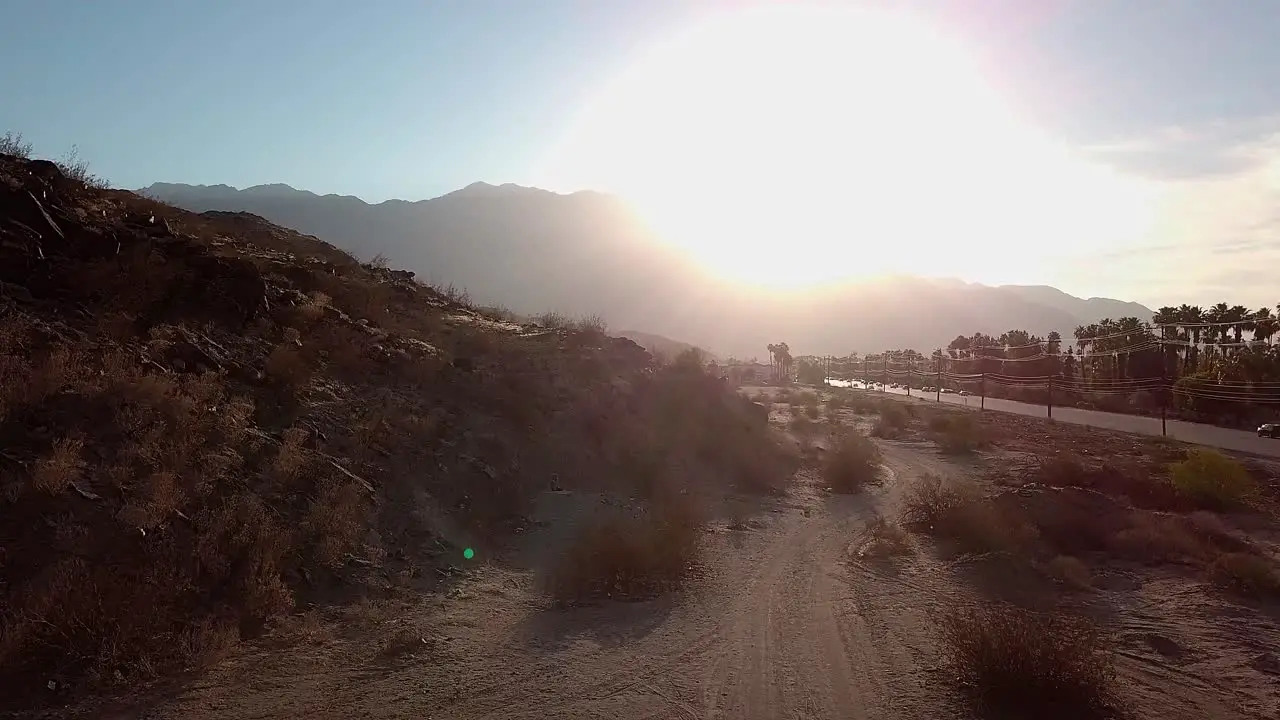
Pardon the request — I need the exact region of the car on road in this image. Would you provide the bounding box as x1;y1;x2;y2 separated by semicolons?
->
1259;423;1280;438
958;390;970;396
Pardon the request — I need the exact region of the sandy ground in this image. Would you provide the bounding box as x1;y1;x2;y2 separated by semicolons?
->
109;393;1280;719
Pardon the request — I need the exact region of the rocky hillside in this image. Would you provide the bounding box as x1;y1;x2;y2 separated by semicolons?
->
0;155;788;712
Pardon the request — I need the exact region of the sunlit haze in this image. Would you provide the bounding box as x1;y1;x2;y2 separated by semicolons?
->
542;4;1156;288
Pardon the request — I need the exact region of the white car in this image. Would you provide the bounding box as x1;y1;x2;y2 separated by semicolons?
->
1259;423;1280;438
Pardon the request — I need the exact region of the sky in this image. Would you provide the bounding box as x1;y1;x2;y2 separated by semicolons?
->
4;0;1280;310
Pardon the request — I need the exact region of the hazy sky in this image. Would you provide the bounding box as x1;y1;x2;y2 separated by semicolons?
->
4;0;1280;309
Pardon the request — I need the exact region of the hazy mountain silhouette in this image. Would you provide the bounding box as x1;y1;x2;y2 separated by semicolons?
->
141;181;1153;359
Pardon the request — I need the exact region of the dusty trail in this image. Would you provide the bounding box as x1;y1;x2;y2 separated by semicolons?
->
145;442;961;720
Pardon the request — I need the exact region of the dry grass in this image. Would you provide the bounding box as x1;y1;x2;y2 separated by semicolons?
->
31;437;86;494
532;311;607;333
1209;552;1280;598
1046;555;1092;590
823;431;883;493
940;604;1120;719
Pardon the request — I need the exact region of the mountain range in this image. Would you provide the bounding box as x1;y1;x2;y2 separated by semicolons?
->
140;181;1153;360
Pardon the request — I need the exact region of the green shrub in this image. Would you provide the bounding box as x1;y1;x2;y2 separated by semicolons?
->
1169;450;1258;508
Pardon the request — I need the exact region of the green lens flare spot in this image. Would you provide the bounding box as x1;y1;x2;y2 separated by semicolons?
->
463;547;475;560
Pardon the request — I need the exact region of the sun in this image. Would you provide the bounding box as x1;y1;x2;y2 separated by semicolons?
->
540;3;1155;288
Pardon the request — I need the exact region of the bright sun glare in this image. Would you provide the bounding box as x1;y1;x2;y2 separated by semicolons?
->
542;3;1156;289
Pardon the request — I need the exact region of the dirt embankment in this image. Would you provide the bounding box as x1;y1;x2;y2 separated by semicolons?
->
0;154;790;715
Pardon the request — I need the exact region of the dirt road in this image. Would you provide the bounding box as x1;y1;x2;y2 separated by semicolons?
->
141;441;963;720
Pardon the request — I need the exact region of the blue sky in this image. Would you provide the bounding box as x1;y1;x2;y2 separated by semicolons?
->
4;1;1280;306
6;0;1277;197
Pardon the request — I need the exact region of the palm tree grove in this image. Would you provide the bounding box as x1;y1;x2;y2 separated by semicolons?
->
764;304;1280;430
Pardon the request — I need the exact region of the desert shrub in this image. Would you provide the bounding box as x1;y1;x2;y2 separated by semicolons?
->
869;418;898;438
264;345;312;390
900;474;970;528
1035;457;1181;510
31;437;86;494
549;498;703;603
847;393;877;415
1109;513;1208;565
788;415;818;437
804;403;821;420
1169;449;1258;509
863;515;913;558
429;282;472;307
823;431;882;492
0;130;32;158
927;413;951;432
937;414;984;455
940;604;1119;719
732;436;800;496
879;401;908;428
901;477;1034;555
1209;552;1280;598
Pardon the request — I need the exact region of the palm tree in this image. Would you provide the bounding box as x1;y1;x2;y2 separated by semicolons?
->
1179;305;1204;372
1255;307;1277;344
1153;306;1179;376
1228;304;1250;344
775;342;793;383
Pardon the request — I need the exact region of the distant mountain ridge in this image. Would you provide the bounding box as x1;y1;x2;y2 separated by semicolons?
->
140;180;1154;358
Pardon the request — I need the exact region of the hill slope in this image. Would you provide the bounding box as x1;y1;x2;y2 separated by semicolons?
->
1;155;788;712
141;182;1154;356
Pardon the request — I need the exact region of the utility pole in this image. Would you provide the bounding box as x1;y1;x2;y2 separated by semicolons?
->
980;373;986;410
1047;376;1054;419
1160;342;1168;437
935;352;942;403
883;353;888;392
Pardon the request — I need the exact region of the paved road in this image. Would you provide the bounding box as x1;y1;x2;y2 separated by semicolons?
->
825;380;1280;460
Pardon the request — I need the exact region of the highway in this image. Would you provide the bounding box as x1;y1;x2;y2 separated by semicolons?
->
825;380;1280;459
